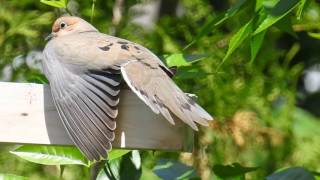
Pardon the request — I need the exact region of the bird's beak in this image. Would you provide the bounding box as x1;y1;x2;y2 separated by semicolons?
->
45;33;56;41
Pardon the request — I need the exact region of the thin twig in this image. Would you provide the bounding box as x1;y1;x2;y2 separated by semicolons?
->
90;0;96;23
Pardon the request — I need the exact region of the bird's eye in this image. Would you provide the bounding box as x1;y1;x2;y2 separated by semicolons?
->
60;22;67;29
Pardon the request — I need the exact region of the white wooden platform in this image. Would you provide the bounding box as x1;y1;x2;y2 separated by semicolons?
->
0;82;193;152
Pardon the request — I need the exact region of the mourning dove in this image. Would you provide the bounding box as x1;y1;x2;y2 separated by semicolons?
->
42;16;213;161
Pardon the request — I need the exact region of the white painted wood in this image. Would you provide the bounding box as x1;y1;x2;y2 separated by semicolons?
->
0;82;193;152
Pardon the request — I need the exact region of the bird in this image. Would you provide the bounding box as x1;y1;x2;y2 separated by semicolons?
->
42;16;213;161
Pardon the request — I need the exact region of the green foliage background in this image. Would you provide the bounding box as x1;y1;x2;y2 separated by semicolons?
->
0;0;320;179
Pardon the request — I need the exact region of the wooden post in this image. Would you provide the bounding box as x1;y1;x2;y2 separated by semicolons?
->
0;82;193;152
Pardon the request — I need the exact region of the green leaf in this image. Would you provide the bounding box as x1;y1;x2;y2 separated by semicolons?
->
0;174;28;180
291;108;320;172
275;16;297;37
27;74;49;84
108;149;131;161
262;0;280;9
184;0;248;49
10;145;88;166
250;30;266;63
267;167;315;180
293;108;320;138
97;151;142;180
213;163;259;178
223;19;253;63
215;0;248;26
40;0;67;8
119;152;142;180
255;0;264;12
140;166;162;180
96;159;121;180
296;0;309;20
308;32;320;40
270;0;299;16
163;54;207;67
153;159;199;180
253;0;300;35
175;66;212;79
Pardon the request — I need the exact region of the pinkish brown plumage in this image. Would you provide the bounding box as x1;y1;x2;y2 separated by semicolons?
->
43;16;213;161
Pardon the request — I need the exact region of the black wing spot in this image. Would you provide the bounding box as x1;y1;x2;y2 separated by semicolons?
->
134;46;140;50
99;46;110;51
139;89;149;98
21;112;28;116
121;44;129;51
117;41;128;44
98;43;114;51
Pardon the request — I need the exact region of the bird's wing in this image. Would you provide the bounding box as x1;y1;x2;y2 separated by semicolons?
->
43;42;122;161
73;32;214;130
121;60;213;131
92;35;214;130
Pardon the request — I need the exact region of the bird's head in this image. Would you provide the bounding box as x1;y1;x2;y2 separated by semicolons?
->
46;16;98;40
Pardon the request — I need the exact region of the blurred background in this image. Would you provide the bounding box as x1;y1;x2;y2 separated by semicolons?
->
0;0;319;179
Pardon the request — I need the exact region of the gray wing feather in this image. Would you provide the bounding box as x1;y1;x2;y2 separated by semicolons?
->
121;61;213;131
43;50;121;161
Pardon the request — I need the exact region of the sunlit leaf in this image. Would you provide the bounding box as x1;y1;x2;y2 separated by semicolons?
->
255;0;264;12
164;54;207;67
290;108;320;171
250;30;266;63
293;108;320;138
0;174;28;180
153;159;198;180
223;19;253;62
253;0;300;35
130;150;141;169
307;32;320;40
96;158;121;180
262;0;280;9
10;145;88;166
296;0;309;20
40;0;67;8
267;167;315;180
140;166;162;180
27;74;49;84
108;149;130;161
213;163;259;178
